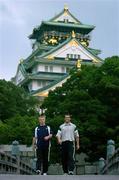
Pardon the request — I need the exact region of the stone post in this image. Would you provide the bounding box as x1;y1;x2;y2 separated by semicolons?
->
32;158;37;171
99;157;105;174
107;139;115;160
11;140;20;174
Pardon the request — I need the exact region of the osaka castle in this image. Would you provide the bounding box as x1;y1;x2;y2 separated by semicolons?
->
14;5;102;98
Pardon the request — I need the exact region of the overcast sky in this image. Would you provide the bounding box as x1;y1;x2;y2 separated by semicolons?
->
0;0;119;80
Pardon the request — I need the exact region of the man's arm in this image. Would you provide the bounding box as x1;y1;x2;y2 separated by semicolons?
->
74;127;80;150
44;134;52;141
32;137;37;150
56;135;62;145
56;127;62;144
76;136;80;150
44;126;53;141
32;127;37;150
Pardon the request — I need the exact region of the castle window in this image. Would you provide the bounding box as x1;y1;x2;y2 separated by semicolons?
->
50;66;53;72
67;54;80;60
78;55;80;59
74;54;77;59
61;66;65;73
37;81;42;87
64;19;68;23
45;65;48;72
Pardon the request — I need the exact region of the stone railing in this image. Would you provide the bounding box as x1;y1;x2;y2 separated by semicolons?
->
0;151;34;174
101;148;119;175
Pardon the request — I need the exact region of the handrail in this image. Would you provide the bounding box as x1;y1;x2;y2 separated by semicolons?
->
101;148;119;174
0;151;34;174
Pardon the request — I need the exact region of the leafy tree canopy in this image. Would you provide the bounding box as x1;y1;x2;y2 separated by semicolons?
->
42;56;119;161
0;80;39;121
0;80;39;145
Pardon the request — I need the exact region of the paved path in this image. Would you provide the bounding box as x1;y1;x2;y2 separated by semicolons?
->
0;175;119;180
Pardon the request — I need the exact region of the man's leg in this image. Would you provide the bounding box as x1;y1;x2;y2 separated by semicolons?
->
61;142;68;173
42;147;49;174
36;148;42;172
68;142;75;173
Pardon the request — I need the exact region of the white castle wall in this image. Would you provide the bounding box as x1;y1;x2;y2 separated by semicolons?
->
28;80;50;91
33;64;66;73
54;14;77;23
50;42;93;60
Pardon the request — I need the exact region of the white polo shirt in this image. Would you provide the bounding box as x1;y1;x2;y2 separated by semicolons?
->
56;122;79;142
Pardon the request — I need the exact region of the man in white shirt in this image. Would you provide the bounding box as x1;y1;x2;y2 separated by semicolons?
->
56;114;80;175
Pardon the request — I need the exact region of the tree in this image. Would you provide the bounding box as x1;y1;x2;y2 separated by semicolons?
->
0;80;39;145
42;56;119;161
0;80;39;122
0;115;38;145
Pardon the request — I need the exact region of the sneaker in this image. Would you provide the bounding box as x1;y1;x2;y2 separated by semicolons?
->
43;173;47;175
36;170;41;174
68;171;73;175
63;173;68;175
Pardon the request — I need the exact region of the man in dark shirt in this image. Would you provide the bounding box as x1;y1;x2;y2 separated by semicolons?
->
32;114;52;175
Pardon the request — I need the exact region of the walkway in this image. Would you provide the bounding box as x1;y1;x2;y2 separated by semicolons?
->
0;175;119;180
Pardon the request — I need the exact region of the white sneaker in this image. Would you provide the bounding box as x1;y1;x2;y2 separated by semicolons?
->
36;170;41;174
43;173;47;175
68;171;73;175
63;173;68;175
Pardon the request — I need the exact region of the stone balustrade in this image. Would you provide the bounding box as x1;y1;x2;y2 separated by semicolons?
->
0;151;34;174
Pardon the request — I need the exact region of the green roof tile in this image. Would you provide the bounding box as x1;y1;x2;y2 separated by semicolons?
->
42;21;95;30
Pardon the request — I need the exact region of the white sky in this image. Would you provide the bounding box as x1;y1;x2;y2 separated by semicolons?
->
0;0;119;80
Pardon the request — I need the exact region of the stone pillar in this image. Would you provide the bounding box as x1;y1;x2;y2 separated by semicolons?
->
99;157;105;173
31;158;37;171
12;140;20;156
107;139;115;160
11;140;20;174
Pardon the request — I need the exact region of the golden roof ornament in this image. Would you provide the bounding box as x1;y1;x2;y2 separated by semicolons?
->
81;39;88;47
76;59;82;69
64;4;68;11
48;37;58;45
47;55;54;60
72;30;76;38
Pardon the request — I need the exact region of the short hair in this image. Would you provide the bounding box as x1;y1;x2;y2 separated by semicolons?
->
65;115;72;119
38;114;45;118
65;113;72;117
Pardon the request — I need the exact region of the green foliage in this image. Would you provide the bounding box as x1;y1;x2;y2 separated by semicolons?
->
42;56;119;162
0;80;39;121
0;80;39;145
0;115;38;145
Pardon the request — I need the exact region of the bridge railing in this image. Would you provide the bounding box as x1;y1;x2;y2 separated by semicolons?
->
101;148;119;174
0;151;34;174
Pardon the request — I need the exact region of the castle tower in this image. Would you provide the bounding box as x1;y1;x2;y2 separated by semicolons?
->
14;6;102;98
